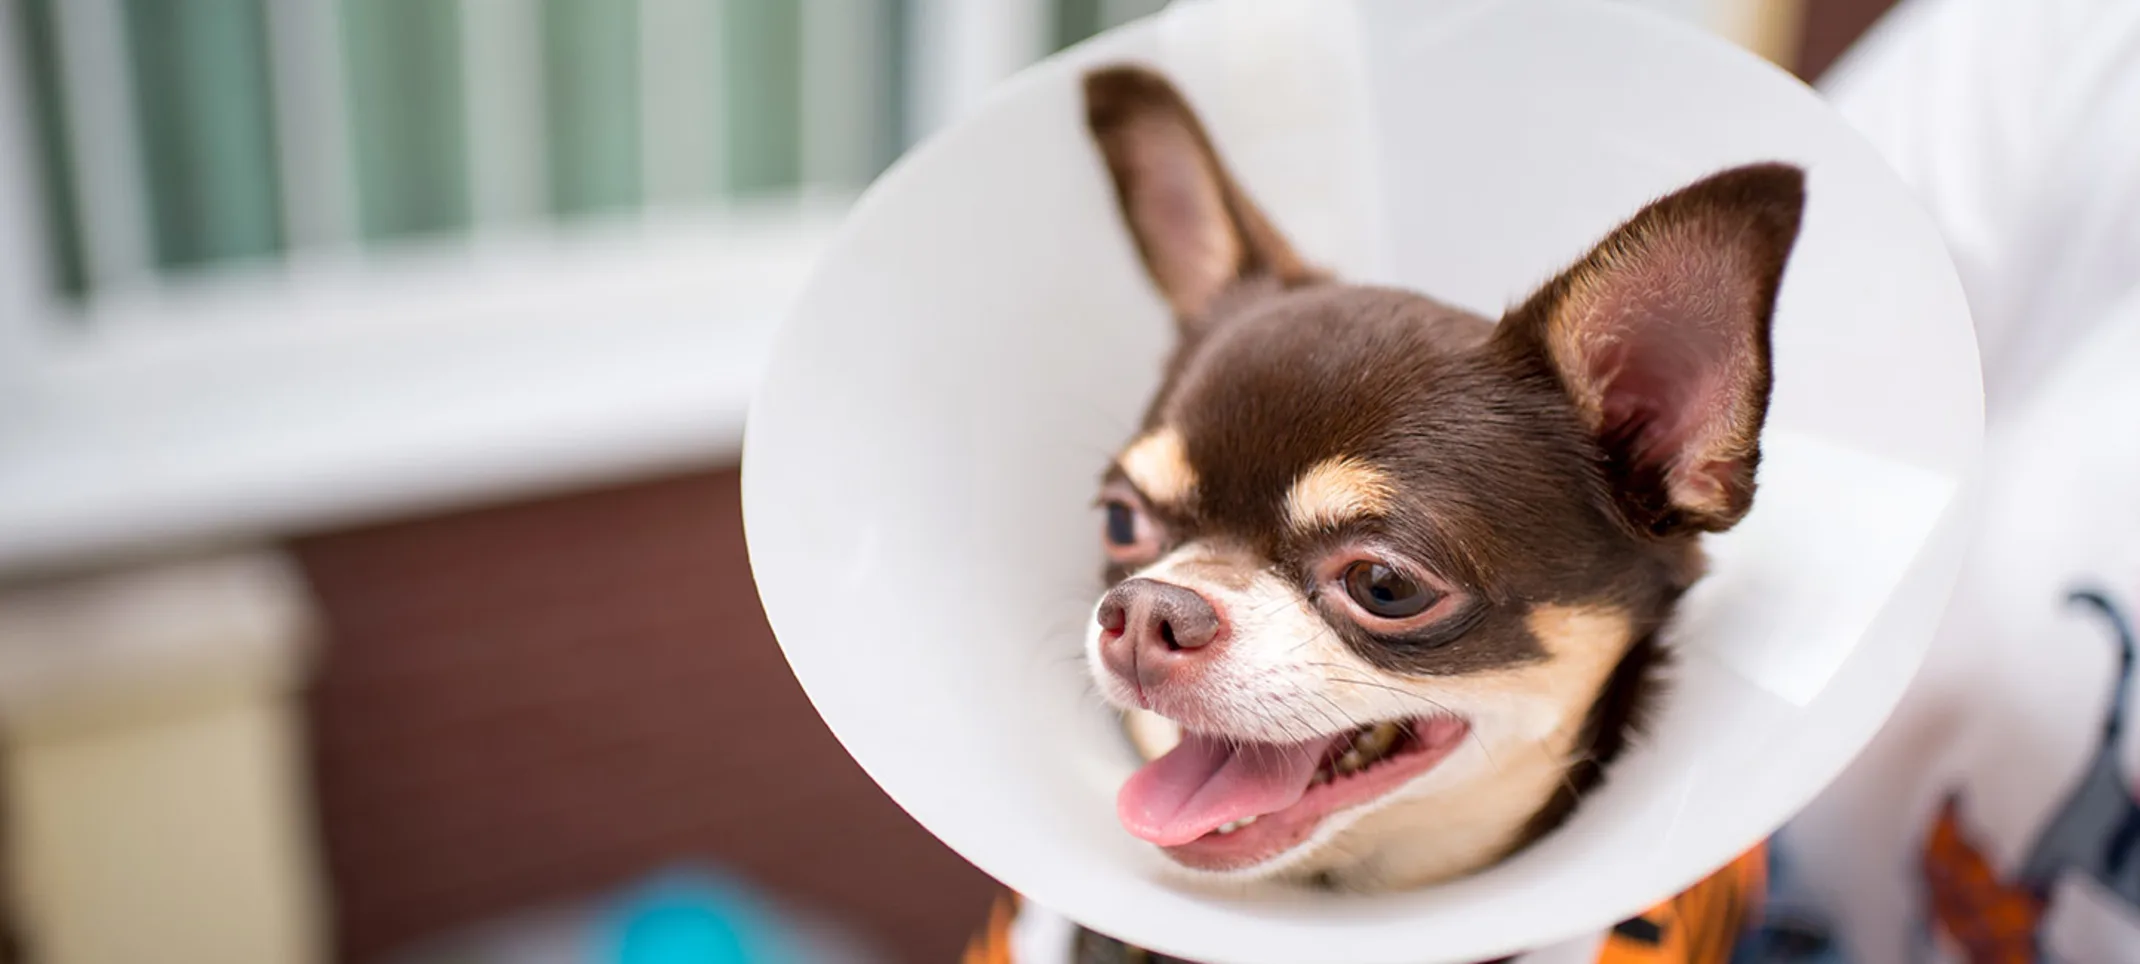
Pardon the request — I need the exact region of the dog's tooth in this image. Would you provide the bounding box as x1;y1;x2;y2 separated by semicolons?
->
1335;749;1367;775
1215;816;1258;835
1353;723;1400;761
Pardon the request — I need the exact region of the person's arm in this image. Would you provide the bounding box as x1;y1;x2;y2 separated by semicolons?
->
1820;0;2140;417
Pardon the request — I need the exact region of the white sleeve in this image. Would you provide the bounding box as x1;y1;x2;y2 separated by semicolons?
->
1006;900;1078;964
1779;3;2140;962
1819;0;2140;422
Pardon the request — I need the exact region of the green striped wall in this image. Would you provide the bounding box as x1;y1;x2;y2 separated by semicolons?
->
544;0;641;216
13;0;86;298
343;0;472;241
127;0;285;268
722;0;800;196
5;0;1163;301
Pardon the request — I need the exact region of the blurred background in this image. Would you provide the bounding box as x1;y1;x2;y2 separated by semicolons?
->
0;2;1898;962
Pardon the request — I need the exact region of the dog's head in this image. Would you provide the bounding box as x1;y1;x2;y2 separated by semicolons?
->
1078;66;1805;890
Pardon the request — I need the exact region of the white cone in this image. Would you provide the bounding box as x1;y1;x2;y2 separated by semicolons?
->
743;1;1981;961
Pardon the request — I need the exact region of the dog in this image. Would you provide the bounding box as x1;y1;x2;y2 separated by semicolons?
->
1076;63;1807;894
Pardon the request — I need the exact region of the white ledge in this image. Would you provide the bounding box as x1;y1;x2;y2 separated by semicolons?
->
0;207;840;578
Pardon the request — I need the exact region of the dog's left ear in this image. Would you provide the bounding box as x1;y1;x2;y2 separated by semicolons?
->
1083;65;1319;328
1495;163;1806;535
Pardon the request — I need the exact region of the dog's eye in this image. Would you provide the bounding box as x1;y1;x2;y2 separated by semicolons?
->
1098;489;1163;567
1104;501;1138;546
1318;551;1465;637
1341;561;1437;618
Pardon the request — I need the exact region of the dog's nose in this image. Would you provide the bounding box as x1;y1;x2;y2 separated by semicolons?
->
1096;578;1225;694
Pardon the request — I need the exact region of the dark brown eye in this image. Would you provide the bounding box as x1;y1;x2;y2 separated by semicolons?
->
1104;501;1138;546
1342;560;1436;618
1097;487;1162;567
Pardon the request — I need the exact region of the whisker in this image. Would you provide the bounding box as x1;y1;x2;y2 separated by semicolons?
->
1303;666;1460;716
1295;664;1501;768
1308;691;1366;733
1296;692;1351;736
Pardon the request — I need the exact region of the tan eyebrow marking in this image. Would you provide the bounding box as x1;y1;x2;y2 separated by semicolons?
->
1284;456;1395;532
1523;604;1635;661
1117;427;1196;506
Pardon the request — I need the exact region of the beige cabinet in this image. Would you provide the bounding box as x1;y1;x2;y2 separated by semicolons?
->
0;553;326;964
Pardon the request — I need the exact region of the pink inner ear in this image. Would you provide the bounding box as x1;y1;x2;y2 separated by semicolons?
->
1574;226;1763;517
1118;116;1242;316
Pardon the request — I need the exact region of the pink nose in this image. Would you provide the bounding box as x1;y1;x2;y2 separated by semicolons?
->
1096;578;1225;694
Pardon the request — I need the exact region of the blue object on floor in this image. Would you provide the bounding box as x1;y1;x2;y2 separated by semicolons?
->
603;869;796;964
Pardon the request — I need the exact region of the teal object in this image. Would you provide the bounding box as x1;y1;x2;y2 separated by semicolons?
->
604;870;794;964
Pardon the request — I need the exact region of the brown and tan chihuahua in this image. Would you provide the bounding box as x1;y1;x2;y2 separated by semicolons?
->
1077;64;1806;894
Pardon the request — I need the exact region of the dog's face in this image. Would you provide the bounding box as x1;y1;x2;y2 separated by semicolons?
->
1078;66;1804;890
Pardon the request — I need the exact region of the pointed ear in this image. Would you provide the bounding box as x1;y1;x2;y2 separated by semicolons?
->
1496;163;1807;535
1083;65;1320;326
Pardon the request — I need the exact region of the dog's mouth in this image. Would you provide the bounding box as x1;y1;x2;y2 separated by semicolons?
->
1117;715;1471;872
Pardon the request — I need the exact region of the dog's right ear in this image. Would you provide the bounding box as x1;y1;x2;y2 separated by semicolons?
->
1494;163;1806;537
1083;65;1318;328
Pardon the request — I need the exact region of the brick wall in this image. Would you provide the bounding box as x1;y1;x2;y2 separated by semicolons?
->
294;471;996;963
1800;0;1900;79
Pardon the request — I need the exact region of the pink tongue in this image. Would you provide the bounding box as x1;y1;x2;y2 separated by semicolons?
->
1116;731;1332;846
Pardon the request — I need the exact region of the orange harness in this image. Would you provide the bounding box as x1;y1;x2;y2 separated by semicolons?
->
965;844;1768;964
